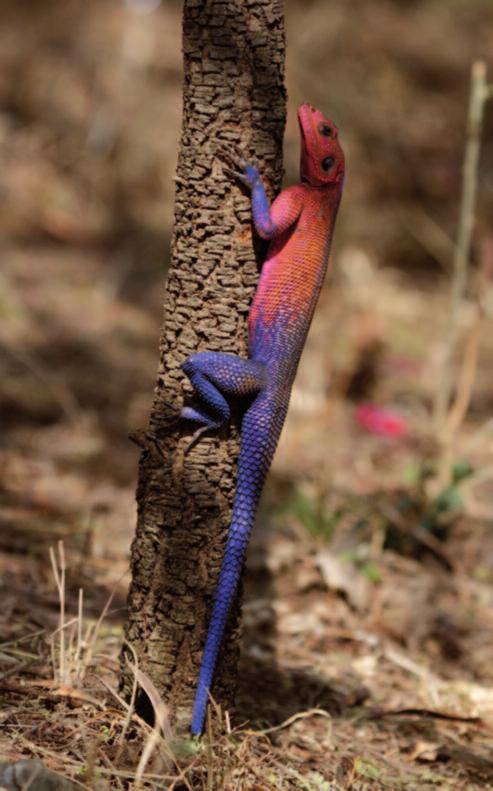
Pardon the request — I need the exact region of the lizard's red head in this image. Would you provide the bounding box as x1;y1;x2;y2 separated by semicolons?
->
298;104;345;188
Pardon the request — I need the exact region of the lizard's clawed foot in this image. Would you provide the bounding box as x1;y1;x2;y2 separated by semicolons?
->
217;145;248;171
217;146;260;189
181;405;223;454
183;423;221;455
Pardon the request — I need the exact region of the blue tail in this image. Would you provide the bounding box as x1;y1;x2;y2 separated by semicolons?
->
191;394;283;735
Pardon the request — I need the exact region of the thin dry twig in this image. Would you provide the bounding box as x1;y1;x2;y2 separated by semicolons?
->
47;544;122;699
434;61;489;458
49;541;66;685
445;307;482;438
114;641;139;762
79;585;116;684
244;708;332;736
0;629;46;650
125;656;175;787
368;707;484;725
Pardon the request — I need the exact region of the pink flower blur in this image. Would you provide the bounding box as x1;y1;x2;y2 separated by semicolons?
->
355;403;408;438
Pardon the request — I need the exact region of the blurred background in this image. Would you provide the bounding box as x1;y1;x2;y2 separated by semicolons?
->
2;0;493;786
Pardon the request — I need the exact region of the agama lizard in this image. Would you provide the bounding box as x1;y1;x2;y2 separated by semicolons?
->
181;104;345;735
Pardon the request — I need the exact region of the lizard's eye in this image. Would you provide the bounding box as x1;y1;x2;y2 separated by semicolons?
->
318;123;332;137
321;156;335;171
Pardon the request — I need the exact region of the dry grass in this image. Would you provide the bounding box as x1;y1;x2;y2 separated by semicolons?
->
3;511;493;789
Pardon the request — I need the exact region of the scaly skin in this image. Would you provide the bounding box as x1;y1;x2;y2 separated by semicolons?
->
181;104;345;735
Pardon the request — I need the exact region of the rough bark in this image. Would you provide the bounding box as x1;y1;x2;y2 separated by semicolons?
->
122;0;286;731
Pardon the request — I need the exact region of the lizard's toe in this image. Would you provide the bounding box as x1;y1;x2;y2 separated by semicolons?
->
217;146;250;171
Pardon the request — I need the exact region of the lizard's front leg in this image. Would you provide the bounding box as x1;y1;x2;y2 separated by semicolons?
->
221;149;304;240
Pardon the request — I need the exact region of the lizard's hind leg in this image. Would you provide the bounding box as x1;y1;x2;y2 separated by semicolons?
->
181;351;266;449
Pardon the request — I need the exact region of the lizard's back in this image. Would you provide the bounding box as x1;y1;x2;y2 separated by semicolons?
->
249;189;340;382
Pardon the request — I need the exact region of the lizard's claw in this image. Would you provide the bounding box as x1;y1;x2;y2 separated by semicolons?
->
217;145;248;171
183;424;215;455
217;146;260;189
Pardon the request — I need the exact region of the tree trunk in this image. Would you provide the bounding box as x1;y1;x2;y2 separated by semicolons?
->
122;0;286;732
